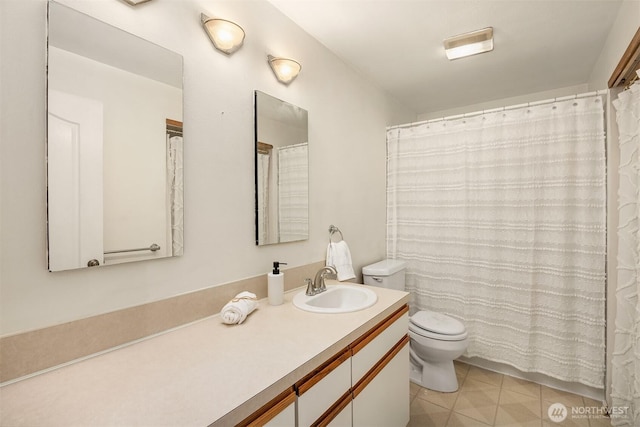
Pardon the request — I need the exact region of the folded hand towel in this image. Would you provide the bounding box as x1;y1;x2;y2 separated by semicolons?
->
221;291;258;325
326;240;356;281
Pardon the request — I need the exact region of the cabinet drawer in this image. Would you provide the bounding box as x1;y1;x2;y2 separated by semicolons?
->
296;348;351;427
237;388;296;427
351;305;408;384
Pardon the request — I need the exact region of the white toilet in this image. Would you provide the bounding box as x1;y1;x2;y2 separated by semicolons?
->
363;259;468;393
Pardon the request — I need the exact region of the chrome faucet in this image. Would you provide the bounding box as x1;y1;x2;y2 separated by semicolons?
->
305;266;338;295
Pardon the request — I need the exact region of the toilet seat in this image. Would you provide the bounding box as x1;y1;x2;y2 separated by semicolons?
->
410;310;468;341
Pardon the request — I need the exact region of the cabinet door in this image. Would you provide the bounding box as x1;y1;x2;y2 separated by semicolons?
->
311;389;353;427
296;349;351;426
353;336;410;427
351;306;409;384
264;399;295;427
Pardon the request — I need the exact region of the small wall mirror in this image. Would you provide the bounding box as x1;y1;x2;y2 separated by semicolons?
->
47;1;184;271
254;91;309;245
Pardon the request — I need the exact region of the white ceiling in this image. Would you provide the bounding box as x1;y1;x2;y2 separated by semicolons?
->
267;0;623;115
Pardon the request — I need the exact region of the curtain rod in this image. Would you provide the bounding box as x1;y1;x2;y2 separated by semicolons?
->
387;89;609;131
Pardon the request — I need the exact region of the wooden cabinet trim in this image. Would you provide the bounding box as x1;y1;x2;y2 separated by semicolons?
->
312;388;353;427
350;304;409;356
608;26;640;88
237;387;296;427
295;347;351;396
352;334;409;399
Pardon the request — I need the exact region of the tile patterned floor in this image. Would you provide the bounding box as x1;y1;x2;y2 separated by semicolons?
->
409;361;612;427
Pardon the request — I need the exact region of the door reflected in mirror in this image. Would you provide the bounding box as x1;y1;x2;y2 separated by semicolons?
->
47;1;184;271
254;91;309;246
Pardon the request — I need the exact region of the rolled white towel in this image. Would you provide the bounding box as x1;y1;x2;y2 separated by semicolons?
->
221;291;258;325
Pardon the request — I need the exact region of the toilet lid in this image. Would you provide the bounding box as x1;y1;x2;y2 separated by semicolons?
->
410;310;466;335
409;323;468;341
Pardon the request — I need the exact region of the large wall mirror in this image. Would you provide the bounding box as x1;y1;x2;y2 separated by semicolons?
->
47;1;184;271
254;91;309;245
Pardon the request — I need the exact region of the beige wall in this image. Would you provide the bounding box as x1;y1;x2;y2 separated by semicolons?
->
0;0;415;335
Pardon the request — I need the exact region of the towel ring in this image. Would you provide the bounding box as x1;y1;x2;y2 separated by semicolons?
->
329;225;344;243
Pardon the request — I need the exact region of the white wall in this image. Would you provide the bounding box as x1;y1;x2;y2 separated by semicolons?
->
0;0;415;335
417;84;590;121
588;0;640;91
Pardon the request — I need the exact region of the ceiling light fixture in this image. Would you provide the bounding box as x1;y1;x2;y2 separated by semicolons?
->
443;27;493;60
120;0;153;5
201;13;245;55
268;55;302;85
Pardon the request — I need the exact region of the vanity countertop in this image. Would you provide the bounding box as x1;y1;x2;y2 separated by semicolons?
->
0;282;409;426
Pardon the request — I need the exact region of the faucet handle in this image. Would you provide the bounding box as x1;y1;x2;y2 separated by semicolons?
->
304;278;315;296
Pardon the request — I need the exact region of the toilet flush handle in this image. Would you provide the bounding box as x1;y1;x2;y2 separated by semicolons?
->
371;276;383;282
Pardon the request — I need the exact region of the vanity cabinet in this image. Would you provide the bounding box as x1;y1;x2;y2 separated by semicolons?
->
296;304;409;427
238;304;409;427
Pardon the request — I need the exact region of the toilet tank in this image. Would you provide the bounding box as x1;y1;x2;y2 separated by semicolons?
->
362;259;407;291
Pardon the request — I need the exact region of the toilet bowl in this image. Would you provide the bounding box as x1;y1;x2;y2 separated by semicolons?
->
408;310;468;392
362;259;469;393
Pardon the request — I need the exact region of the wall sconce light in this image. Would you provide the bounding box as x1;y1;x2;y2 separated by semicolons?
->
268;55;302;85
201;13;245;55
443;27;493;60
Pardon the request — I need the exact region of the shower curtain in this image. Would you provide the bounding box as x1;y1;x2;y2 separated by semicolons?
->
167;135;183;256
278;142;308;242
612;82;640;426
387;96;606;388
257;152;271;244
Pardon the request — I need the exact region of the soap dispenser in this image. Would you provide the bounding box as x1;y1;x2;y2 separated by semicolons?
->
268;261;287;306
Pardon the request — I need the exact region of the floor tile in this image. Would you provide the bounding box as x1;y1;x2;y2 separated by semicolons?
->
454;384;501;425
461;378;502;393
494;408;542;427
541;386;585;408
409;362;597;427
455;360;471;380
447;412;492;426
410;382;421;400
409;398;452;427
466;366;504;387
416;386;460;410
501;375;541;399
495;390;542;426
582;397;606;407
587;415;612;426
499;389;542;416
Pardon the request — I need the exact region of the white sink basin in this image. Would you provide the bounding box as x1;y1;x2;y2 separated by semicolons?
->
293;284;378;314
